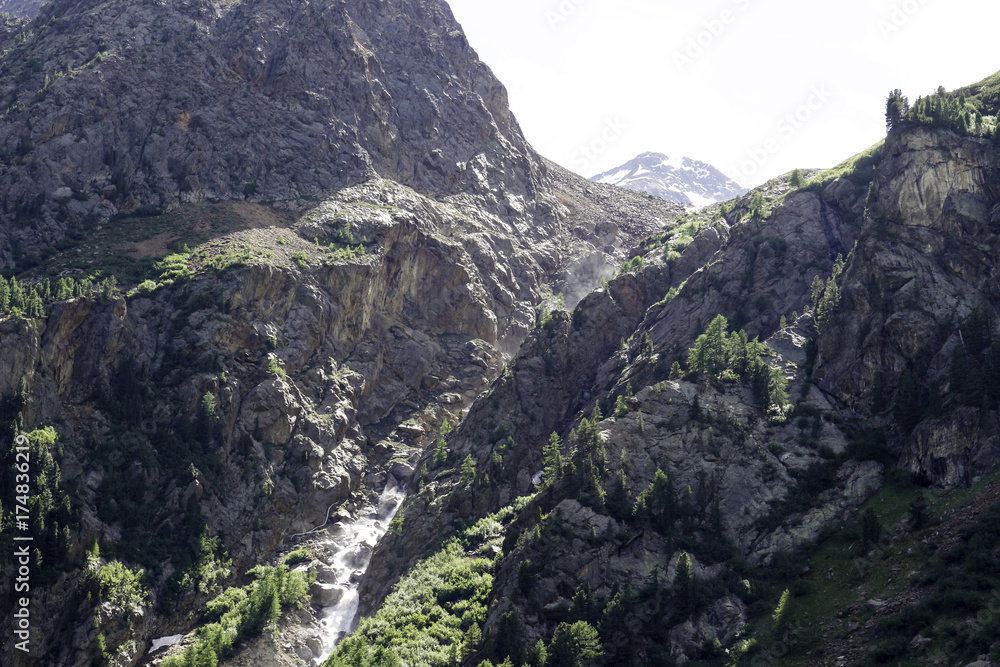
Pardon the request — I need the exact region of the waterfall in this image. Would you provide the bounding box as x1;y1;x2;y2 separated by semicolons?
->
313;480;406;664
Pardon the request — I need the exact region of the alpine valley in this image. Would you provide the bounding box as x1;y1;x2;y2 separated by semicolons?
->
2;2;1000;667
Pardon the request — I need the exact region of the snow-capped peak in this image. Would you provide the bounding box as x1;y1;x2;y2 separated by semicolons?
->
591;152;746;207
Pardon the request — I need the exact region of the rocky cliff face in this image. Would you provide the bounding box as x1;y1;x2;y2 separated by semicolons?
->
0;0;42;19
0;0;560;269
0;0;687;664
816;126;1000;487
0;172;680;665
4;0;1000;665
354;169;878;659
353;122;1000;665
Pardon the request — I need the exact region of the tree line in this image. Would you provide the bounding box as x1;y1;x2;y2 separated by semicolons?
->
887;86;999;141
0;274;119;319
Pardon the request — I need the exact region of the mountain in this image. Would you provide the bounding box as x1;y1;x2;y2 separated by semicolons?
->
0;1;682;664
591;151;747;207
0;0;43;18
3;1;1000;666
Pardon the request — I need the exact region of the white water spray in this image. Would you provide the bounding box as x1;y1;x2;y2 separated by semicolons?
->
313;480;406;664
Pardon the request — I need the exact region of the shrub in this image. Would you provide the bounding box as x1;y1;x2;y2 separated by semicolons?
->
163;564;310;667
547;621;603;667
290;250;309;267
79;561;148;612
267;356;287;378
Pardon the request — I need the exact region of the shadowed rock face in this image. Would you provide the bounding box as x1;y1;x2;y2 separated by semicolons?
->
814;127;1000;487
0;0;44;18
6;0;1000;663
354;122;1000;664
0;0;543;267
0;2;689;663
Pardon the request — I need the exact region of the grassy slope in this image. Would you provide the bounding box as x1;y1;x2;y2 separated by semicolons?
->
730;467;1000;667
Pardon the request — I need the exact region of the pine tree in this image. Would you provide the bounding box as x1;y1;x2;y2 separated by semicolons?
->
751;358;772;408
673;552;697;619
748;191;768;220
689;394;701;422
634;469;676;533
101;276;117;301
0;276;9;313
547;621;603;667
527;640;547;667
542;432;563;488
727;329;750;377
433;437;449;467
810;275;825;310
568;418;606;510
768;366;789;412
669;361;682;380
9;277;24;312
460;455;477;486
463;623;482;662
688;314;729;376
885;88;909;131
638;331;654;357
195;392;219;445
614;395;628;417
492;611;526;666
25;291;44;318
815;259;844;331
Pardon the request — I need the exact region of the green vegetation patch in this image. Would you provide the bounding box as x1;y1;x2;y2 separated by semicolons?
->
686;314;790;419
328;499;533;667
796;141;884;194
163;563;312;667
731;467;1000;667
17;201;296;285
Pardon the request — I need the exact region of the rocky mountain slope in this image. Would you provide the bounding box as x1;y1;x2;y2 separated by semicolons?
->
344;82;1000;666
0;0;43;19
2;0;1000;665
0;1;683;665
591;152;747;207
0;0;625;271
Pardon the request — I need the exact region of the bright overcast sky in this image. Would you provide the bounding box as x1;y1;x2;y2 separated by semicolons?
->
446;0;999;188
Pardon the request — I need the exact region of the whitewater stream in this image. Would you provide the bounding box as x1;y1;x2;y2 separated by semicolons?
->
313;480;406;664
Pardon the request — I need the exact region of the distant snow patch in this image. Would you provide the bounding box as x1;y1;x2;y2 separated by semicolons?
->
597;168;631;185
